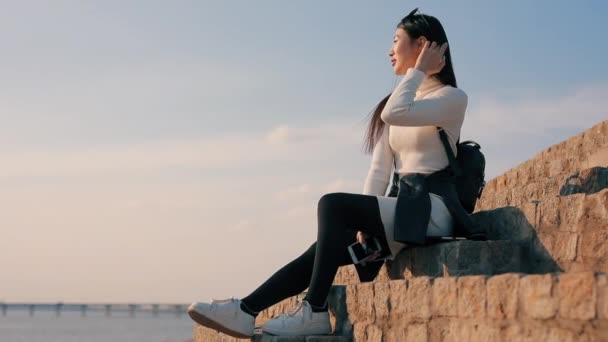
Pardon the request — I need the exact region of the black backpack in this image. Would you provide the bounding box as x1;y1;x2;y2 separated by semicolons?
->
387;127;486;214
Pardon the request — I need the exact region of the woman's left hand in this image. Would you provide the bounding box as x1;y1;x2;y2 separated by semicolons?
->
414;41;448;76
356;231;368;245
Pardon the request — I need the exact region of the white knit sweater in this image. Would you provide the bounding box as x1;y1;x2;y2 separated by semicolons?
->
363;67;468;196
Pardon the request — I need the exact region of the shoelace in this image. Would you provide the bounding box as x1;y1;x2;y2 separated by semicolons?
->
286;299;305;317
211;296;238;304
209;297;239;315
276;298;317;323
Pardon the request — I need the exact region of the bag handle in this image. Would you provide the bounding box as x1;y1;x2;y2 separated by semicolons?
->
436;127;463;177
391;127;462;184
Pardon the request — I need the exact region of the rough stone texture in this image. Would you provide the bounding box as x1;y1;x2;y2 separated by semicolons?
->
372;282;389;321
364;324;382;341
598;273;608;320
388;279;407;318
519;273;557;319
557;272;596;320
477;121;608;209
345;282;374;325
486;273;520;319
472;120;608;276
407;277;432;321
431;276;458;317
193;272;608;341
404;323;428;342
457;275;487;319
334;239;525;285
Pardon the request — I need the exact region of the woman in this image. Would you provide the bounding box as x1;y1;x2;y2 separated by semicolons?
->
187;8;463;337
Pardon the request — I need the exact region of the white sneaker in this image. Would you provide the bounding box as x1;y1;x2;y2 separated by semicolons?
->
261;299;332;336
187;297;255;338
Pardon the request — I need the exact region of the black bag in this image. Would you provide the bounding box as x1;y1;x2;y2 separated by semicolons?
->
387;127;486;214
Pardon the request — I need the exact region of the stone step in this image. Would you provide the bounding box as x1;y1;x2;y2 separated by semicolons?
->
193;328;349;342
192;323;350;341
473;187;608;273
251;331;350;342
388;239;526;278
193;271;608;341
334;239;528;286
331;271;608;341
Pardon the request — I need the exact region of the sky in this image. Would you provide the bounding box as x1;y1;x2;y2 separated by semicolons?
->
1;0;607;304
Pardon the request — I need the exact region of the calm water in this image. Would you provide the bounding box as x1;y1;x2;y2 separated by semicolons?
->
0;309;194;342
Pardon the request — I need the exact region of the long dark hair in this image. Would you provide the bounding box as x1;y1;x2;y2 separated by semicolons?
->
363;9;458;154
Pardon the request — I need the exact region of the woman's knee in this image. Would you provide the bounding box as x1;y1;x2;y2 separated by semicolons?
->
318;192;350;214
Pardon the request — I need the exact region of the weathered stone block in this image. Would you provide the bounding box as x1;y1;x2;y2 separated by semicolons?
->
352;323;367;341
346;282;374;324
597;273;608;319
373;282;389;321
469;323;501;342
388;279;407;316
487;273;520;319
519;274;557;319
553;231;578;261
486;240;522;274
558;271;596;320
549;159;564;177
405;323;428;342
580;228;608;260
457;275;486;318
385;324;407;342
365;324;382;341
407;277;432;320
431;276;458;317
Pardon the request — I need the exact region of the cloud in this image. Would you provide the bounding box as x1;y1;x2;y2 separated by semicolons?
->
0;121;366;180
285;204;315;219
273;178;362;202
264;122;363;145
0;54;284;149
265;125;291;144
273;183;313;201
321;178;361;193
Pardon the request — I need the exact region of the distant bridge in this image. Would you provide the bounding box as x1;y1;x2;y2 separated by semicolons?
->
0;302;190;317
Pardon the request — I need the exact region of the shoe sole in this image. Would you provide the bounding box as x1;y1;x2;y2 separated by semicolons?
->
187;306;253;339
261;330;334;336
262;323;332;336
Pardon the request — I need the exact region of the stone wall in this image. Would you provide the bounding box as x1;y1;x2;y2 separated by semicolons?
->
340;271;608;341
194;271;608;341
472;120;608;274
477;120;607;210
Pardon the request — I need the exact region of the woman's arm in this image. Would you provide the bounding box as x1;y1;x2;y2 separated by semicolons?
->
363;125;393;196
380;68;467;127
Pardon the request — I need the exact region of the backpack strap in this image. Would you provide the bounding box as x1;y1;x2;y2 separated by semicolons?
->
436;127;463;177
393;128;460;174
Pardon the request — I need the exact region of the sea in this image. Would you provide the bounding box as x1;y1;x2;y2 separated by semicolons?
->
0;308;195;342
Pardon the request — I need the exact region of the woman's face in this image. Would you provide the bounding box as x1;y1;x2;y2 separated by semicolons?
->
389;28;425;75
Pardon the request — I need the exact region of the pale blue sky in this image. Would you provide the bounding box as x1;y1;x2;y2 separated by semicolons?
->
1;1;606;303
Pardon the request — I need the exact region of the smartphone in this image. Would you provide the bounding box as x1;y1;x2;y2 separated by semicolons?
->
348;236;383;265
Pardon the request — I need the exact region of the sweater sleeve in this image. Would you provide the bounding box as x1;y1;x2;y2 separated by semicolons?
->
363;125;393;196
380;68;468;127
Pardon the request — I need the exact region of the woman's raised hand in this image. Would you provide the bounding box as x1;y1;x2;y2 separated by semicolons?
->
414;41;448;77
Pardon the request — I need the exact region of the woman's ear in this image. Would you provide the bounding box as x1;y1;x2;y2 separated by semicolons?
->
416;36;428;51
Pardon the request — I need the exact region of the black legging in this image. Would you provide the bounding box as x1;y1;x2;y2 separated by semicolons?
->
240;192;387;313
